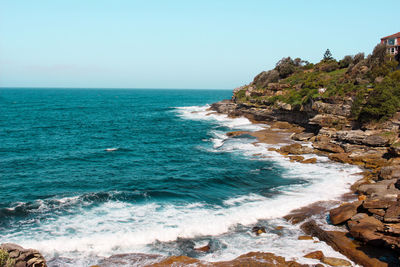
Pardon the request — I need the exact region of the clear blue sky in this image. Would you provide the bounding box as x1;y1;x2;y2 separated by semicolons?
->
0;0;399;89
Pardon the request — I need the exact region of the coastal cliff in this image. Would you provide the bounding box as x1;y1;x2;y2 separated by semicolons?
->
210;45;400;266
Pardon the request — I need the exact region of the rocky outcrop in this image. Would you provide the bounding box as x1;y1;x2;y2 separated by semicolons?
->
99;252;306;267
301;220;389;267
0;243;47;267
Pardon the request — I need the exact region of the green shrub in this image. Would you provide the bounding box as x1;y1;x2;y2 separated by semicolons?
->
339;55;353;68
275;57;296;78
319;61;339;72
359;76;400;121
235;89;247;102
0;249;15;267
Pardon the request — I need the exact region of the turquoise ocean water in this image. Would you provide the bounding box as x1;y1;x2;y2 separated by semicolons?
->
0;89;360;266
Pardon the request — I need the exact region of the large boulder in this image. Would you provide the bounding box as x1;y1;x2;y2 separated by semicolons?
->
329;201;362;225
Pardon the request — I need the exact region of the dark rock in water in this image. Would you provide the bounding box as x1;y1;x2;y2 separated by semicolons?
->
0;243;47;267
303;250;324;260
252;226;266;235
194;244;210;252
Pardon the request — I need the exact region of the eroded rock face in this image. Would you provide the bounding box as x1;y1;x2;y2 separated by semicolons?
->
0;243;47;267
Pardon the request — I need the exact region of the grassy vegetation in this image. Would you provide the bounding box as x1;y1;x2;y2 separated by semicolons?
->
234;44;400;123
0;249;15;267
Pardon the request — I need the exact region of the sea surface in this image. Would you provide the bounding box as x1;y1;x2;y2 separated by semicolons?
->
0;88;361;266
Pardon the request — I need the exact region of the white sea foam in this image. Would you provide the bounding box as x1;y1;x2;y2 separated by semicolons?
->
3;105;362;265
105;147;118;152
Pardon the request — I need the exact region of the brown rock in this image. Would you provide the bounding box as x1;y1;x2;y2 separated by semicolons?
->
301;158;317;164
384;203;400;223
289;155;305;162
279;143;313;155
321;257;352;266
379;165;400;180
298;235;313;240
363;199;397;209
271;121;294;129
194;245;210;252
312;141;344;153
291;132;314;141
329;201;362;225
149;255;201;266
369;209;386;217
301;220;388;267
303;250;324;260
348;216;384;244
328;153;352;164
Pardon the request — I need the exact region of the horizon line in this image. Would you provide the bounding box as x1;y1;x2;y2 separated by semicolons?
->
0;86;233;90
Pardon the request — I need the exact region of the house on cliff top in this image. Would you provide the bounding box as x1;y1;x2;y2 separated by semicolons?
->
381;32;400;55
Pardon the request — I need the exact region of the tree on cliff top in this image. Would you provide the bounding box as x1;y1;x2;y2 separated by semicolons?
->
323;49;333;61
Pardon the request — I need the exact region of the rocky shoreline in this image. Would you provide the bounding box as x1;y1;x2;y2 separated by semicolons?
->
208;97;400;266
3;100;400;266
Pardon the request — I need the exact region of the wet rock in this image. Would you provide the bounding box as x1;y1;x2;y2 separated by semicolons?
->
301;158;317;164
226;131;250;137
321;257;352;266
303;250;324;260
289;155;305;162
194;245;211;253
0;243;47;267
252;226;266;236
329;201;362;225
298;235;313;240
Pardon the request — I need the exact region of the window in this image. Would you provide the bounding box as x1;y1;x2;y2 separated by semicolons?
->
388;38;395;45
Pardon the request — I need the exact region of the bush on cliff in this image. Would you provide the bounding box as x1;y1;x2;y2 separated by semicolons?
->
234;43;400;123
0;249;14;267
359;71;400;122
